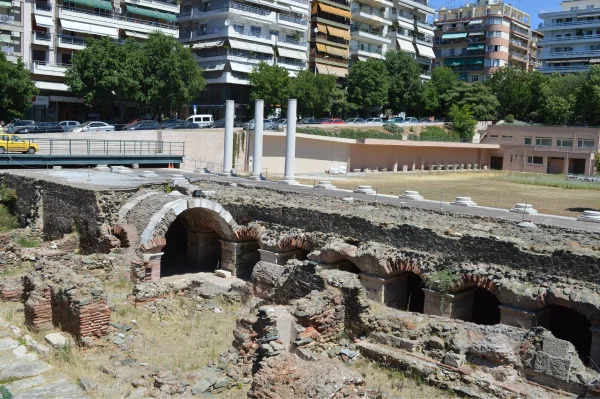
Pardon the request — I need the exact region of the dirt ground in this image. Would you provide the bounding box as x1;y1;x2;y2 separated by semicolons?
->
284;171;600;217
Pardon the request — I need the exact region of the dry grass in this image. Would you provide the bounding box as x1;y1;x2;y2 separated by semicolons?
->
350;360;458;399
286;171;600;217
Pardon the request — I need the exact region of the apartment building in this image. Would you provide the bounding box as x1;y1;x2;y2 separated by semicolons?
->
538;0;600;74
309;0;350;78
433;0;532;82
388;0;435;80
1;0;179;122
529;29;543;71
349;0;391;62
178;0;309;118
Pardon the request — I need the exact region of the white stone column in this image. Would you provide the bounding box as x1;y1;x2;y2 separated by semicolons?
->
250;99;264;180
222;99;234;175
282;99;298;184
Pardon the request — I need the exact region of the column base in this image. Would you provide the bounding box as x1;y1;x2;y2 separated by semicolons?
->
220;171;233;176
280;179;299;185
248;174;263;180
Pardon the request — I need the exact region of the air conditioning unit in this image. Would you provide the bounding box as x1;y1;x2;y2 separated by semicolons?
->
114;6;122;13
11;31;20;37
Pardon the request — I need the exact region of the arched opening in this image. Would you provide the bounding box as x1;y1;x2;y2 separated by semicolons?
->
405;273;425;314
454;287;500;325
160;208;225;277
539;305;591;364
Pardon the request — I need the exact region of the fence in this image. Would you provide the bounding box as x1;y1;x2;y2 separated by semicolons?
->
2;138;185;156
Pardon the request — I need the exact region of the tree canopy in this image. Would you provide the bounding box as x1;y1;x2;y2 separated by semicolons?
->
0;53;38;122
385;50;422;114
249;62;291;116
290;70;337;118
347;58;390;112
448;104;477;139
65;32;205;119
576;65;600;125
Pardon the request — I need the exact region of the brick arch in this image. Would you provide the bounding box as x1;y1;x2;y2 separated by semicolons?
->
111;224;138;248
138;198;239;249
386;257;427;279
451;273;500;295
234;225;265;242
276;235;313;252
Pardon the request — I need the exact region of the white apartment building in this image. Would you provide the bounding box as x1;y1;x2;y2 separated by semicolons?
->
350;0;392;61
387;0;435;80
1;0;179;121
539;0;600;74
178;0;309;119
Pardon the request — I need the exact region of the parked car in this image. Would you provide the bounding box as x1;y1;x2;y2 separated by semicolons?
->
364;118;383;124
160;119;184;129
186;114;214;128
318;118;330;124
322;118;344;125
20;122;64;133
0;134;39;154
403;117;419;123
212;119;226;128
243;119;275;130
5;120;35;133
345;118;365;124
388;117;405;124
71;121;115;132
169;121;199;130
298;118;321;125
418;117;432;123
126;120;160;131
59;121;81;131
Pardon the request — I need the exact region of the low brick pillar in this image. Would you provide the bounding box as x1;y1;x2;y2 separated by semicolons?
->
0;277;23;301
131;253;163;282
359;273;406;308
24;287;53;331
499;305;538;329
78;301;112;338
423;288;474;319
221;240;260;279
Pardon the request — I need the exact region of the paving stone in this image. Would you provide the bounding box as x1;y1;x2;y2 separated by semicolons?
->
45;333;68;348
11;378;90;399
0;338;19;351
0;358;52;380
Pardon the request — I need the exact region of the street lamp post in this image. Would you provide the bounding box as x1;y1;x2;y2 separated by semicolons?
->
313;27;319;75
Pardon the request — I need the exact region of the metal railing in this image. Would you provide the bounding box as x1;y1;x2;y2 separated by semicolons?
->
540;34;600;43
350;45;383;54
543;49;600;57
34;1;53;11
58;5;178;30
33;31;51;41
208;1;272;16
539;65;590;73
278;58;305;67
541;20;600;28
279;13;307;26
58;34;87;46
280;36;307;46
7;138;185;156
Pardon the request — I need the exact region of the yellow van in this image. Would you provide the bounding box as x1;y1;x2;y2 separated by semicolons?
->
0;134;39;154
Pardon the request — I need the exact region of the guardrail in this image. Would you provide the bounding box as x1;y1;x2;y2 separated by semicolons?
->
1;138;185;156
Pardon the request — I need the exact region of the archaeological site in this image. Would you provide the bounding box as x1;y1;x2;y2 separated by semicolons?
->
1;167;600;399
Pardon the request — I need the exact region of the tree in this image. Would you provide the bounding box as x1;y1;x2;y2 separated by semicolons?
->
65;37;142;118
448;104;477;139
140;32;206;118
423;66;458;116
384;50;422;114
290;70;337;118
347;58;389;113
486;66;548;120
249;62;291;116
440;81;499;120
0;53;38;122
575;65;600;125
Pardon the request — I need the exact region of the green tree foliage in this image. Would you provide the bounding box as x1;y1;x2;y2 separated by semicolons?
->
576;65;600;125
418;125;460;141
141;32;206;118
0;53;38;122
448;104;477;139
66;33;204;119
290;70;337;118
439;81;499;121
422;66;458;116
249;62;291;115
594;152;600;173
486;66;548;120
385;50;422;114
347;58;389;112
65;37;142;118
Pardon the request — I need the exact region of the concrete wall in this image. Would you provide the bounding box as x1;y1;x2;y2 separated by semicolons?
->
19;129;247;171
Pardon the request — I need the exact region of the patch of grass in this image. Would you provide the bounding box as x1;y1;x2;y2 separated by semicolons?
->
0;384;14;398
0;206;18;233
492;172;600;191
297;127;404;141
16;236;40;248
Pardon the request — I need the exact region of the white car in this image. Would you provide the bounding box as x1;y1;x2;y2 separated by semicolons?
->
59;120;80;131
365;118;383;123
72;121;115;132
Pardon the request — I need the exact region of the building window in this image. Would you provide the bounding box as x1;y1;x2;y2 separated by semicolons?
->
250;26;261;37
587;4;594;9
484;58;501;67
535;137;552;146
524;136;532;145
490;135;498;138
571;6;579;11
449;48;455;56
556;138;573;148
487;17;502;25
502;135;512;139
578;139;595;148
233;24;244;34
487;45;501;52
470;75;479;82
269;30;279;37
527;156;544;165
202;1;210;11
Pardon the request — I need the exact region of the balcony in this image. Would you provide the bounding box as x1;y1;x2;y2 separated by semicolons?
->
58;6;179;36
125;0;179;14
277;35;307;49
540;34;600;45
206;72;250;85
351;6;391;26
350;27;391;45
34;1;53;16
309;52;348;67
350;45;384;59
509;39;529;50
0;15;21;31
278;13;308;30
539;6;600;19
397;0;434;14
359;0;392;9
278;57;306;70
541;49;600;59
194;49;274;64
539;65;590;73
509;51;529;62
541;19;600;31
32;31;52;46
30;61;68;77
57;34;87;49
189;2;277;23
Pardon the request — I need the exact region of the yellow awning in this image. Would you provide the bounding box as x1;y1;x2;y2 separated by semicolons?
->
318;3;351;18
324;45;348;58
311;2;317;13
316;23;327;33
327;65;348;77
327;26;350;40
316;43;327;52
316;63;329;74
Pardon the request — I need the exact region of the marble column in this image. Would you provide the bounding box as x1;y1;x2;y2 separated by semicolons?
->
222;99;234;175
282;99;298;184
250;99;264;180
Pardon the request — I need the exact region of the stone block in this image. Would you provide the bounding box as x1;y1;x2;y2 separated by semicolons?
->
215;270;232;279
533;351;570;377
52;166;62;171
45;332;68;348
315;181;336;190
451;197;477;207
259;249;303;265
499;305;538;329
509;203;538;215
578;210;600;223
353;185;376;195
402;165;408;172
400;191;424;201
